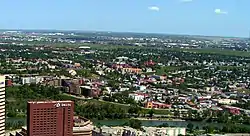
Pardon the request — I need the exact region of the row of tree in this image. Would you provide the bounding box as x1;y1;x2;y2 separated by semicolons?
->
6;121;25;130
186;122;250;134
75;102;126;120
6;84;74;118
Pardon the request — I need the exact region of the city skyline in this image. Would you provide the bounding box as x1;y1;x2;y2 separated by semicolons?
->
0;0;249;37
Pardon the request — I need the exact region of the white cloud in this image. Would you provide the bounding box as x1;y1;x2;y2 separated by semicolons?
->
214;9;228;14
181;0;193;3
148;6;160;11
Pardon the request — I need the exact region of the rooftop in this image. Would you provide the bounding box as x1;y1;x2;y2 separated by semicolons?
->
28;100;73;104
73;116;93;132
73;125;93;132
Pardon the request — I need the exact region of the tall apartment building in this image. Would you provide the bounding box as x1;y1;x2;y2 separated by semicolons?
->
12;116;94;136
0;76;5;136
27;101;74;136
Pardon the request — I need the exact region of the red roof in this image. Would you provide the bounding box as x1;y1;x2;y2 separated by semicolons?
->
144;60;156;66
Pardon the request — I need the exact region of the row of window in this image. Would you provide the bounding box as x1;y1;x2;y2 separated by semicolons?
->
33;111;57;114
33;118;56;121
33;107;72;111
33;118;71;120
32;118;71;121
33;122;56;126
32;109;72;113
33;111;57;113
33;134;56;136
32;120;72;124
33;133;56;136
33;115;57;118
33;127;56;130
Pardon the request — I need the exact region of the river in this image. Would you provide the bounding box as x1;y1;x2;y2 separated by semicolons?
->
6;117;212;129
7;118;249;130
93;119;226;129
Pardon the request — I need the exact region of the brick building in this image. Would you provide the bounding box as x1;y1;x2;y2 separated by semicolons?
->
62;79;82;95
27;101;74;136
10;116;94;136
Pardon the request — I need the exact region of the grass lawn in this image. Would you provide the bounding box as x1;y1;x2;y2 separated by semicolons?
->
20;40;250;58
142;108;172;115
218;66;245;70
237;89;250;94
155;66;180;75
175;48;250;57
50;43;141;49
86;44;142;50
88;45;250;58
33;42;250;58
87;99;172;115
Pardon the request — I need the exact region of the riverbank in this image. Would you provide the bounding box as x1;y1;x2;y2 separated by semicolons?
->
134;117;185;121
92;119;224;129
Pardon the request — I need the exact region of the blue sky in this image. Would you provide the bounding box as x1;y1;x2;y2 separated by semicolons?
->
0;0;249;37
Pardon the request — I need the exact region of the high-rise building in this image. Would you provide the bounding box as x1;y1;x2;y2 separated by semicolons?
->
12;116;94;136
27;101;74;136
0;76;5;136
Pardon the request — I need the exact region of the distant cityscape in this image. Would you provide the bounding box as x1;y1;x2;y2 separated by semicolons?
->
1;30;250;136
0;30;250;51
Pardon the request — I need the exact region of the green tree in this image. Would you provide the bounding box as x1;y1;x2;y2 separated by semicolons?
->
128;106;141;117
158;123;169;127
127;119;142;129
187;123;194;132
217;112;229;123
187;110;193;119
148;109;154;118
7;111;17;117
205;125;215;134
174;110;180;118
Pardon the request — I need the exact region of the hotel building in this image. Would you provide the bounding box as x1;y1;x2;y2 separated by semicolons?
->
27;101;74;136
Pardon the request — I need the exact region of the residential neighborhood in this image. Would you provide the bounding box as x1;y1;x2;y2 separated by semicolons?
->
2;30;250;135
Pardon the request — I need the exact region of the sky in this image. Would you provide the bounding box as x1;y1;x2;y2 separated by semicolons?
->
0;0;249;37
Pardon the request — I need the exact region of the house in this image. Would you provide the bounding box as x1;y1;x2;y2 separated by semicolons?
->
145;101;171;109
217;99;238;105
221;105;241;115
196;95;211;101
122;68;142;74
129;93;148;102
144;60;156;66
138;85;147;91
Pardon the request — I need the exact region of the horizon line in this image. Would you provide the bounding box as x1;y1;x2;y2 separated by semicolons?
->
0;28;247;39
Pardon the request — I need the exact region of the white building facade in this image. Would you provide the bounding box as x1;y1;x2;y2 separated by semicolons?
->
129;93;146;102
0;76;5;136
21;76;44;85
